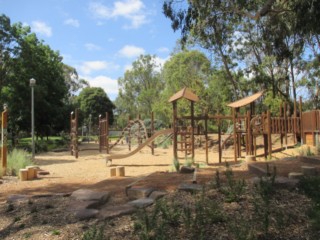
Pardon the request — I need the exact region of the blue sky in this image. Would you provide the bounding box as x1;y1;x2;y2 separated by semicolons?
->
0;0;181;100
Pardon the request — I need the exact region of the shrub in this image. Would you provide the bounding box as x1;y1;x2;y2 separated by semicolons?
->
6;149;33;176
82;225;106;240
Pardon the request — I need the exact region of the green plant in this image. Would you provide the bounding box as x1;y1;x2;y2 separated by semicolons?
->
51;229;60;235
253;165;277;238
23;232;32;239
298;176;320;230
172;158;180;172
6;203;14;212
7;149;33;176
134;200;172;240
221;166;246;202
82;225;106;240
184;157;194;167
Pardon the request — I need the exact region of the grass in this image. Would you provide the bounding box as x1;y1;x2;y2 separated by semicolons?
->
6;149;33;176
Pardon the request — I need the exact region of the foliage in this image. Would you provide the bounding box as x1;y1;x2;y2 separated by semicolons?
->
253;165;277;237
0;14;82;142
82;225;106;240
6;149;33;176
220;167;246;203
162;0;320;104
298;176;320;231
115;55;164;127
172;158;180;172
77;87;115;128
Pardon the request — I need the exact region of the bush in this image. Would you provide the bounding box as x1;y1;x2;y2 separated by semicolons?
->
6;149;33;176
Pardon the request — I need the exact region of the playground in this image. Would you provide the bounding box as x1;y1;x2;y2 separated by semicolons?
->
2;89;320;239
1;137;319;239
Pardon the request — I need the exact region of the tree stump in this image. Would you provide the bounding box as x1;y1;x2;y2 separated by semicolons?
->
116;166;125;177
108;167;117;177
26;166;36;180
19;169;28;181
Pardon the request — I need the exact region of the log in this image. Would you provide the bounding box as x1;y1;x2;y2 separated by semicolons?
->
108;167;117;177
116;166;125;177
288;172;303;180
19;169;28;181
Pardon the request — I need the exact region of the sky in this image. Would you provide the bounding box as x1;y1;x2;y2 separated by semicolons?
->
0;0;181;100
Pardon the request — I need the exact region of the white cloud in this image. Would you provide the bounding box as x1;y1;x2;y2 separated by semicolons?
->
85;75;119;99
154;56;169;72
89;0;148;28
64;18;80;27
118;45;145;58
124;64;133;72
157;47;170;53
85;43;102;51
31;21;52;37
79;61;120;75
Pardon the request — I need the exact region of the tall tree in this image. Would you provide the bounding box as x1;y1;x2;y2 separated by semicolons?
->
77;87;115;128
155;50;210;124
0;15;73;140
115;54;164;126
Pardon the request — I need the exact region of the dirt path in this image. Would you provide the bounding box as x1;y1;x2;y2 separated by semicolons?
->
0;135;306;203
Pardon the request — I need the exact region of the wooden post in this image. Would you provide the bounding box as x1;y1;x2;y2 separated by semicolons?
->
280;103;283;148
284;104;288;149
191;101;195;159
293;99;297;144
173;101;178;159
233;108;237;162
151;112;154;155
205;115;208;164
70;111;74;156
299;96;303;144
218;118;222;163
267;110;272;159
106;112;109;154
128;116;131;151
1;107;8;174
99;115;102;153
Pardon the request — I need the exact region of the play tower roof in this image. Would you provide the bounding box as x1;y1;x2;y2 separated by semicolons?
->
168;87;199;103
227;91;264;108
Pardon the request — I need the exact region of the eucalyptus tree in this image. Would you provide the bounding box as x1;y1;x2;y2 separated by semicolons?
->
162;0;320;106
154;50;211;124
115;54;164;125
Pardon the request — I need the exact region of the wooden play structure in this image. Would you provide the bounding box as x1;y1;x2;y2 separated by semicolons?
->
70;109;79;158
1;105;8;174
169;87;320;163
70;87;320;163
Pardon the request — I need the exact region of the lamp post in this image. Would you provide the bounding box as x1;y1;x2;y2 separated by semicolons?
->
30;78;36;160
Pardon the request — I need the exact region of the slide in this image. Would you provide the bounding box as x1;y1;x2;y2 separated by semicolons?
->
106;128;173;161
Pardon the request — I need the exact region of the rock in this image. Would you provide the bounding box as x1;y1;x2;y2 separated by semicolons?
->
178;183;203;193
128;198;154;208
149;191;167;200
71;189;110;204
288;172;303;180
75;209;99;220
247;163;267;177
127;187;154;200
180;166;195;174
301;166;317;176
67;199;101;211
98;204;136;220
250;176;299;190
7;194;30;202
